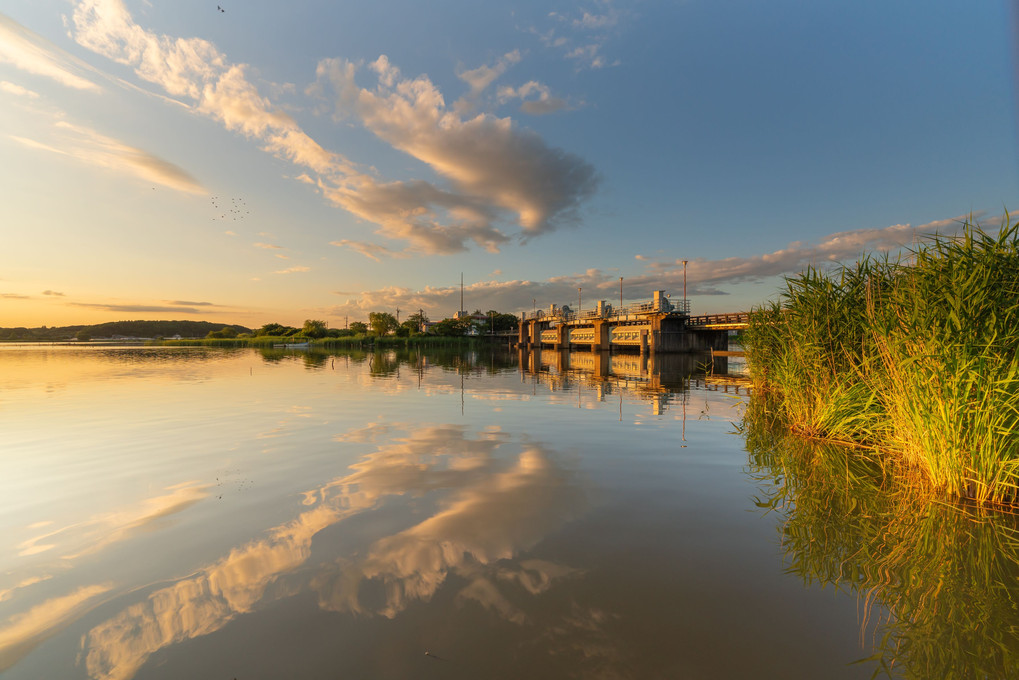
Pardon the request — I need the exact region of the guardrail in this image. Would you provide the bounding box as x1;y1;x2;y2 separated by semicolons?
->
685;312;750;328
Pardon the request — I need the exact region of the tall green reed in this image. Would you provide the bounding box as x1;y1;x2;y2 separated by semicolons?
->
744;216;1019;505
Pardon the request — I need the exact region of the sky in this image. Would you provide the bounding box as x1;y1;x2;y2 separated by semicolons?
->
1;0;1017;329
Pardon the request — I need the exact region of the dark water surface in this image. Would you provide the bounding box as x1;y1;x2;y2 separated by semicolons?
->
1;345;1016;679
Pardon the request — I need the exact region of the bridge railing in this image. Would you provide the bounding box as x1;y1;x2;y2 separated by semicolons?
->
522;299;692;321
685;312;750;327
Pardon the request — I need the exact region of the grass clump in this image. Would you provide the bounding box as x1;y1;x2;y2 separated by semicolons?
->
743;215;1019;505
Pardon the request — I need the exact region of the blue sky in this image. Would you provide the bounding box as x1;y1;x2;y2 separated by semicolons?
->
1;0;1016;327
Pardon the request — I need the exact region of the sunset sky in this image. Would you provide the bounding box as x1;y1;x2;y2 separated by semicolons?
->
2;0;1017;328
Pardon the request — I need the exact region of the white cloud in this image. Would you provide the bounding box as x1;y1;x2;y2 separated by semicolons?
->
0;80;38;97
497;81;568;115
457;50;521;96
12;120;205;194
0;13;100;91
70;0;341;176
330;239;407;262
69;1;598;256
317;56;598;245
273;266;310;274
323;214;986;317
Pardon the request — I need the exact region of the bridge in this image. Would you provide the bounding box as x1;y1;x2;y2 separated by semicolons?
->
516;291;748;354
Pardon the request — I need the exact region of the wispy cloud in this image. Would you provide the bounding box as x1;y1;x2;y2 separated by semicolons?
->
253;242;283;249
12;120;205;194
1;293;31;300
0;13;100;91
0;79;38;98
455;50;522;113
325;214;985;318
163;300;215;307
539;2;624;70
41;290;65;297
67;0;598;256
273;266;310;275
497;81;568;115
330;239;407;262
69;302;215;314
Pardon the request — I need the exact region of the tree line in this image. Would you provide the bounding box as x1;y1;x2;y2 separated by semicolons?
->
237;310;521;340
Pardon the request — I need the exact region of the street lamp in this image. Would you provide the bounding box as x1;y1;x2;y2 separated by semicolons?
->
578;287;582;316
619;277;623;312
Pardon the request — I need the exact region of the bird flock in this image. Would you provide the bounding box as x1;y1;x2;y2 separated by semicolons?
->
210;196;250;222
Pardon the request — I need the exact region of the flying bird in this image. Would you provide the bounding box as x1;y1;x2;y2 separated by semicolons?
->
217;5;225;12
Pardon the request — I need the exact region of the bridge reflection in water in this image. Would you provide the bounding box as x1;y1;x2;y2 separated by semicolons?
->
517;348;749;417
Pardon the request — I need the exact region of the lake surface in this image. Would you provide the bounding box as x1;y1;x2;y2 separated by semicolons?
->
1;345;1016;679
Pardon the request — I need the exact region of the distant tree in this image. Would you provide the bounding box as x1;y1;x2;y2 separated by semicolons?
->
206;326;239;339
368;312;398;336
405;311;429;331
487;311;520;333
349;321;369;335
75;329;92;342
256;322;294;337
302;319;328;339
431;317;470;336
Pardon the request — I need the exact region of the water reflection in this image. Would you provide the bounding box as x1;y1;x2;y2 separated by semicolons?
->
80;424;586;680
743;398;1019;679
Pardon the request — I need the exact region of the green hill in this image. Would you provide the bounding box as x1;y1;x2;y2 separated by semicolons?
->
0;320;252;342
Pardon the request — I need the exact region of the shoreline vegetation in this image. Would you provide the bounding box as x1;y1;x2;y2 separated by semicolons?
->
742;216;1019;507
158;334;499;348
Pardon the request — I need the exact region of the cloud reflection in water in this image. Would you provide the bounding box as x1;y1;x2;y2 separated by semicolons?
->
81;423;587;680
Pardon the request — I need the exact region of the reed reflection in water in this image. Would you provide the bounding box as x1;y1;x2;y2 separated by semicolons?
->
743;396;1019;679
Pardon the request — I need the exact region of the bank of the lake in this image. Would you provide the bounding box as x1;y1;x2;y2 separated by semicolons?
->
743;218;1019;506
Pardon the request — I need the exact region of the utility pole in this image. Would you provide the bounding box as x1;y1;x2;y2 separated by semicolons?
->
396;307;400;323
578;287;582;316
682;260;688;314
619;277;623;312
344;315;348;329
460;272;464;315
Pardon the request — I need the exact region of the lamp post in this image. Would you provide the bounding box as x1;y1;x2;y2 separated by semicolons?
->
619;277;623;312
682;260;688;314
578;287;582;316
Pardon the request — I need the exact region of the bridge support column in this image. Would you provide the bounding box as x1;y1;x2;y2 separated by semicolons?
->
591;320;609;351
639;329;648;355
553;324;567;350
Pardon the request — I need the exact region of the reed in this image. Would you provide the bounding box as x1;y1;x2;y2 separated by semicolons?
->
743;216;1019;505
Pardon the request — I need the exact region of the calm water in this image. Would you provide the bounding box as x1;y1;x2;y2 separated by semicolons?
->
1;345;1016;679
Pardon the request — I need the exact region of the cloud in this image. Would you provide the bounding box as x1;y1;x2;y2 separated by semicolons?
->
329;239;407;262
497;81;568;115
0;13;101;91
1;293;31;299
323;213;987;317
0;80;38;97
69;302;213;314
631;214;979;293
456;50;521;98
538;4;624;70
317;56;598;244
273;266;310;274
12;121;205;194
70;0;341;176
68;1;598;256
163;300;214;306
253;242;282;249
41;290;64;296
